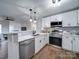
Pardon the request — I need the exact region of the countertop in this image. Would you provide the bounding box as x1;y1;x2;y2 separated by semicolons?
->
18;35;34;42
18;33;49;42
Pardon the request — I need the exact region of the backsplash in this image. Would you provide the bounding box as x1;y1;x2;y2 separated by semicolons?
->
50;27;79;35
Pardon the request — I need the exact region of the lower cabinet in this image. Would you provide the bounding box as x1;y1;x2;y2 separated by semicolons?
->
73;36;79;53
35;33;49;54
62;36;73;51
35;36;41;54
62;33;79;53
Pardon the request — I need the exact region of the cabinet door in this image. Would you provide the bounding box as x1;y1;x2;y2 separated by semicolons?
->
42;18;45;30
45;17;51;27
62;10;77;27
45;33;49;44
40;35;45;48
62;36;73;50
51;15;57;21
42;17;50;30
51;14;63;22
35;37;41;53
73;37;79;53
78;9;79;25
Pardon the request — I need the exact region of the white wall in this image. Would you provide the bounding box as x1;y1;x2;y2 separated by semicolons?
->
9;21;21;32
1;20;9;33
9;20;31;32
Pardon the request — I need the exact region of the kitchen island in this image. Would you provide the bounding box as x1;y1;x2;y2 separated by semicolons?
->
8;32;49;59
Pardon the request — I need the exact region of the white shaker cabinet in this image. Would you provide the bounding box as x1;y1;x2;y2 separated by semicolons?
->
62;32;73;51
35;33;49;54
45;33;49;44
35;36;42;53
62;32;79;53
62;10;77;27
73;35;79;53
35;36;41;54
51;15;57;22
51;14;63;22
62;35;73;50
45;17;51;27
42;17;50;30
78;9;79;25
42;18;45;30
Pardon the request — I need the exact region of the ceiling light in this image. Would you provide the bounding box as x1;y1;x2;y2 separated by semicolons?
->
52;0;61;7
34;12;37;23
58;0;61;2
52;0;55;4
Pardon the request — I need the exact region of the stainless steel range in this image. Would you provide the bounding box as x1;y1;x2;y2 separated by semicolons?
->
49;30;62;47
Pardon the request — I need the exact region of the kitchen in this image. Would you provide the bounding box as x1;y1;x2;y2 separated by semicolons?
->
0;0;79;59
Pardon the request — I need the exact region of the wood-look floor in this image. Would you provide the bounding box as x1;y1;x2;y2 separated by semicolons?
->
32;45;79;59
0;40;79;59
0;40;8;59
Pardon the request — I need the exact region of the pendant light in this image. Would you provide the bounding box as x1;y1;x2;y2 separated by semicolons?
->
29;9;32;22
34;12;36;23
52;0;61;7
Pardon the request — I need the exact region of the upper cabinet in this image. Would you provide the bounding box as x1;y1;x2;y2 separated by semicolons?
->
42;17;51;30
42;9;79;28
62;10;78;27
51;14;63;22
45;17;51;27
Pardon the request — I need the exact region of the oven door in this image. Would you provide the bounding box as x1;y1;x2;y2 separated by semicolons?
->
49;37;62;47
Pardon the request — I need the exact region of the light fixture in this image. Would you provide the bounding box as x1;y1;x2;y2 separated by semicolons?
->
29;9;32;22
52;0;55;4
52;0;61;7
30;18;32;22
34;20;37;23
34;12;37;23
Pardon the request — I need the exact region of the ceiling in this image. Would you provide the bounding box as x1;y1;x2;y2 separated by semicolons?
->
0;0;79;21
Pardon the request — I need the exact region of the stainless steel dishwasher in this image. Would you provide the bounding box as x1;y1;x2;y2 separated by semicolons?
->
19;38;35;59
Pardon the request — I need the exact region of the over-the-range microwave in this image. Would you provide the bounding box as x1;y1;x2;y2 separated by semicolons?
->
51;21;62;27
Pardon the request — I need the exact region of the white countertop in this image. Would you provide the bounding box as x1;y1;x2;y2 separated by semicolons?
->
18;35;34;42
18;33;49;42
